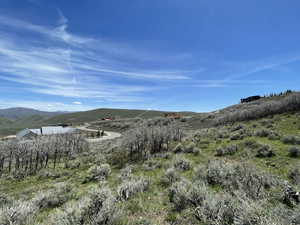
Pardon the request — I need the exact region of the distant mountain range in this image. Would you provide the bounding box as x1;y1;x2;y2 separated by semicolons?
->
0;107;67;120
0;108;68;137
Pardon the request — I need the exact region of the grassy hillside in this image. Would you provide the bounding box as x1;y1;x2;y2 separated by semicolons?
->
0;108;68;137
0;108;196;136
0;109;299;224
0;115;51;137
43;108;196;125
186;91;300;130
11;115;47;128
0;117;13;127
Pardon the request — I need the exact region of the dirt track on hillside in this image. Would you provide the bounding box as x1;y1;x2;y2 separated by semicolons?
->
76;125;122;143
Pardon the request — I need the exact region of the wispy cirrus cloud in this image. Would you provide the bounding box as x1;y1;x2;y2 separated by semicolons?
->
0;12;196;107
190;79;271;88
224;56;300;81
189;55;300;88
0;14;92;45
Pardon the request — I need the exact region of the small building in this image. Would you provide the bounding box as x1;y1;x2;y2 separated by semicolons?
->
16;128;39;139
16;126;78;139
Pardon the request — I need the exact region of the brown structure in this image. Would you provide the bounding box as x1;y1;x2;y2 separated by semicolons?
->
164;112;182;119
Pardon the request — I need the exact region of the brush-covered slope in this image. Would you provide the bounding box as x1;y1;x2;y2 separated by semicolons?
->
43;108;196;125
0;117;13;127
0;108;196;136
1;110;299;224
186;91;300;130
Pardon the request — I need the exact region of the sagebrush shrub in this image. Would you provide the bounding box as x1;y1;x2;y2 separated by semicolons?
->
281;185;300;208
0;193;13;206
92;191;122;224
260;119;273;126
230;133;244;140
254;129;273;137
172;156;192;171
184;142;196;153
282;135;300;145
49;187;122;225
108;148;129;169
232;197;287;225
289;168;300;185
169;178;288;225
154;152;171;159
197;160;278;200
49;204;82;225
192;147;201;156
0;183;72;225
231;124;245;132
143;159;162;171
173;143;184;154
194;192;237;224
291;209;300;225
185;143;201;155
161;167;181;186
169;180;274;225
85;164;111;182
168;179;194;211
32;182;72;210
243;139;262;149
118;177;150;201
268;133;281;140
215;144;238;156
65;160;81;169
0;201;37;225
256;144;276;158
216;128;230;139
288;146;300;158
119;165;133;181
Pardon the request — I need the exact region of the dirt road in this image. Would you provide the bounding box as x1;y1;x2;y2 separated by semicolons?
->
76;125;122;143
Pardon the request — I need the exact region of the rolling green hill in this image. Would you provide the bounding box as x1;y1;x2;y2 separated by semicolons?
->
0;117;13;127
0;115;48;137
42;108;197;125
0;108;197;136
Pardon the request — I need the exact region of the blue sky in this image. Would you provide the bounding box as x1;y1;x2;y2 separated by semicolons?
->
0;0;299;112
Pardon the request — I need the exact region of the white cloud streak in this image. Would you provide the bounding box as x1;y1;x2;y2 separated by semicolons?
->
0;12;195;106
224;56;300;81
